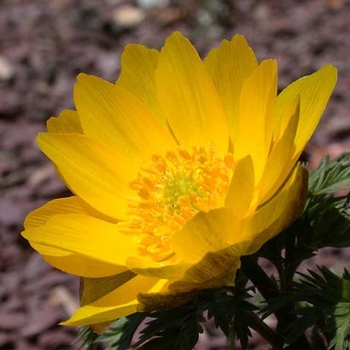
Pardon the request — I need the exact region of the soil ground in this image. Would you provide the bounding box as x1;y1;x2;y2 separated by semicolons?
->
1;1;350;349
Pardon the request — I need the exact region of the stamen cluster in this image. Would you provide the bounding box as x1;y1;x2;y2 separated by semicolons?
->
128;146;234;260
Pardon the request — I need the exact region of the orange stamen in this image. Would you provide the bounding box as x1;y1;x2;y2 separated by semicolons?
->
127;145;234;261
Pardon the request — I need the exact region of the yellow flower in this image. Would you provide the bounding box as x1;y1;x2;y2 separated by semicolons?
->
22;32;337;330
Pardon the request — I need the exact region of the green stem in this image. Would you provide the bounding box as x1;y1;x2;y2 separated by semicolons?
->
276;232;313;350
240;256;281;309
227;327;236;350
246;310;284;350
240;255;312;349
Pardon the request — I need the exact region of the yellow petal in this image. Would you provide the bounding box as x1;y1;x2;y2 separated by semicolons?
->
80;271;137;333
156;31;228;153
275;64;337;157
22;214;139;277
127;255;188;281
169;242;250;292
258;98;300;204
23;197;126;278
242;163;308;254
171;209;252;291
62;276;168;326
23;196;114;229
173;208;235;264
75;74;176;159
31;243;126;278
225;156;255;218
37;133;136;220
47;109;83;134
129;209;247;289
204;35;258;142
116;44;166;123
81;271;136;305
235;59;278;180
137;289;196;313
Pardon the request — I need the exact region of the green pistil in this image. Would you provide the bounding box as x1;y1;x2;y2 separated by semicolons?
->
162;170;204;212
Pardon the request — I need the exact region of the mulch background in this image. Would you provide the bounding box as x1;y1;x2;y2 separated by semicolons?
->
1;0;350;349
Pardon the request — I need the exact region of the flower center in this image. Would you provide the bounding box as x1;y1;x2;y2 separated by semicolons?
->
127;146;234;261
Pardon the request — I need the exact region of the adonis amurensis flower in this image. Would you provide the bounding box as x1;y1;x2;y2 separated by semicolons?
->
22;32;337;331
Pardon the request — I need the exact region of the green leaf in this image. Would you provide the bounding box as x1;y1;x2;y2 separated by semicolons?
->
308;153;350;196
329;302;350;350
96;313;147;350
289;267;350;349
75;326;99;350
111;285;256;350
134;302;204;350
206;287;236;337
302;153;350;249
207;285;255;350
309;198;350;249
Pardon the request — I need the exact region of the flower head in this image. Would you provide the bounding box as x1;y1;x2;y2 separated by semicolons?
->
22;32;337;330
